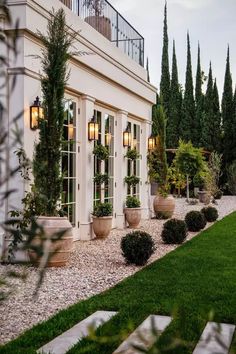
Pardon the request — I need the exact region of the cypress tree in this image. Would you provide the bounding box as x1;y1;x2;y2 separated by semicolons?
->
201;63;214;151
167;40;182;148
195;44;204;147
222;46;234;165
212;79;222;152
160;1;170;114
179;32;195;144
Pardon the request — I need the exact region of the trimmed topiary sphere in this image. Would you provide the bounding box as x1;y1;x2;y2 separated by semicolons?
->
185;211;207;232
121;231;155;266
201;206;219;222
161;219;187;244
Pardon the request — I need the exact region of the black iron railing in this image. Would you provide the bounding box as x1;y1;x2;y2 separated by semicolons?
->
60;0;144;66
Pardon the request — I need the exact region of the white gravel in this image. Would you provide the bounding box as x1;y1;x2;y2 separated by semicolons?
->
0;196;235;345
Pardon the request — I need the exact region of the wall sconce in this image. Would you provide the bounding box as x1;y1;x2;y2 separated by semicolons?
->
30;96;44;130
68;124;74;140
148;135;156;151
123;125;132;147
88;116;99;141
105;133;112;146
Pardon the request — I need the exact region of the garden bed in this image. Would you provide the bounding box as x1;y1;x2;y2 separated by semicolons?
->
0;196;235;345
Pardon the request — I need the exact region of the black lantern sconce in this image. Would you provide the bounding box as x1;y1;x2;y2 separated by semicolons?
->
88;116;99;141
30;96;44;130
123;125;132;147
148;135;156;151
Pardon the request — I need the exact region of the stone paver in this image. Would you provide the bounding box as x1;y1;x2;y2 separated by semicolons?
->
113;315;172;354
193;321;235;354
37;310;117;354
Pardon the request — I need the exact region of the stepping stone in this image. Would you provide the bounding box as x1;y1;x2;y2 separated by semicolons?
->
113;315;172;354
193;321;235;354
37;310;117;354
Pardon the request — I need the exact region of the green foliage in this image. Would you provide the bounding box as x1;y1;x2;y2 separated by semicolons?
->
125;148;140;160
180;33;196;144
93;202;113;217
167;40;182;148
195;44;204;147
175;141;205;177
193;173;205;189
33;9;73;216
121;231;155;266
226;160;236;195
208;152;223;195
93;173;109;185
125;196;141;208
168;163;186;196
185;210;207;231
201;207;218;222
214;190;223;200
160;2;170;113
93;144;109;160
161;219;187;244
124;175;140;187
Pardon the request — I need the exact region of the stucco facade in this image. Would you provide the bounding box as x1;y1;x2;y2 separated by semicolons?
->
1;0;156;247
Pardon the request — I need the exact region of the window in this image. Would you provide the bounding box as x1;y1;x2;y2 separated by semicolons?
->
127;122;141;198
93;110;114;207
61;100;76;226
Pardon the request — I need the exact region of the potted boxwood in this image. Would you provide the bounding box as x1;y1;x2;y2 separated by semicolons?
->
92;202;113;238
124;196;141;229
28;9;74;267
149;104;175;219
83;0;112;40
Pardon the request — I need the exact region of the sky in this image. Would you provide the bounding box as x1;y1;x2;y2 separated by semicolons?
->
111;0;236;97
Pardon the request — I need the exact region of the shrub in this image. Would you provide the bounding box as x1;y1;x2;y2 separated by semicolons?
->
93;173;109;185
213;190;223;200
201;206;218;222
93;144;109;160
125;148;140;160
93;202;112;217
126;196;140;208
185;211;206;232
161;219;187;244
121;231;155;266
124;175;140;187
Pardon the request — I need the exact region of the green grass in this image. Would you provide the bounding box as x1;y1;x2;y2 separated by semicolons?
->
1;213;236;353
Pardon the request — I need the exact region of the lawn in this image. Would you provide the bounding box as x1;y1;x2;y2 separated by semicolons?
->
1;212;236;354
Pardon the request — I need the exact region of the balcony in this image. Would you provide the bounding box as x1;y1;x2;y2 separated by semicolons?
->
60;0;144;67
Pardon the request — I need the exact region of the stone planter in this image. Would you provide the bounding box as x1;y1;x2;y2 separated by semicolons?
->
124;208;141;229
153;195;175;219
28;216;73;267
198;190;211;204
92;216;112;239
85;16;112;40
194;187;200;198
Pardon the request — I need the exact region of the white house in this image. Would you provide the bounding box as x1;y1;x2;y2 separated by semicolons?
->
0;0;156;249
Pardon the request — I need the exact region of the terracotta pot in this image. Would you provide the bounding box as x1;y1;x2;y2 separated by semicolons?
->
124;208;141;229
92;216;112;239
153;195;175;219
198;190;211;204
28;216;73;267
85;16;112;40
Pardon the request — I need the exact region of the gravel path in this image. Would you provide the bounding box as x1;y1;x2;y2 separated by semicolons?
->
0;196;235;345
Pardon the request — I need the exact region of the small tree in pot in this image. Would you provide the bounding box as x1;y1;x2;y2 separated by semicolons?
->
29;9;75;267
92;144;113;238
149;103;175;219
124;196;141;229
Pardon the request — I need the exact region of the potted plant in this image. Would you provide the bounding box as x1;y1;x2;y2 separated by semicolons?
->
193;173;205;197
83;0;112;40
197;167;212;204
149;104;175;219
28;9;74;267
92;144;113;238
92;202;113;238
124;196;141;229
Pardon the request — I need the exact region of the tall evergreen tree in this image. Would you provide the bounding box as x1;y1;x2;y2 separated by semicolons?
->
160;1;170;114
212;79;222;152
195;44;203;146
167;40;182;148
179;32;195;143
201;63;214;151
146;57;150;82
222;46;234;165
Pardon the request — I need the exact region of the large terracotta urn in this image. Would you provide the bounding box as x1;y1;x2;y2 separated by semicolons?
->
124;208;141;229
198;190;211;204
92;216;112;239
153;195;175;219
85;16;112;40
28;216;73;267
